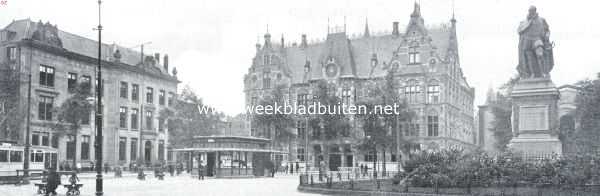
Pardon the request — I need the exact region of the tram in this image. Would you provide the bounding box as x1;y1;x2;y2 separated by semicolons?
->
0;142;58;176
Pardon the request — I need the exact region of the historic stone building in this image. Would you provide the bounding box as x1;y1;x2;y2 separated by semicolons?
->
244;3;476;170
0;19;178;168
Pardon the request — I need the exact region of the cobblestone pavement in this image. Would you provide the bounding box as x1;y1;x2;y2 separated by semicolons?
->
0;173;320;196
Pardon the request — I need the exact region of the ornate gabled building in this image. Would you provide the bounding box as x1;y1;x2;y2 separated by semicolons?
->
244;3;476;170
0;19;178;168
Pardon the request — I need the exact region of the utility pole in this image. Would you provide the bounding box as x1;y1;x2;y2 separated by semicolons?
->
94;1;104;195
23;73;32;183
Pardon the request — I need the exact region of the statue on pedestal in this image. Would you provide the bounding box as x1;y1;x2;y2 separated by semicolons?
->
517;6;555;78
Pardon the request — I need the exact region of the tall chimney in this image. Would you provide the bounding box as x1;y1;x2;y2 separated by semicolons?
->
154;53;160;65
163;54;169;72
264;33;272;48
392;22;400;36
300;34;307;48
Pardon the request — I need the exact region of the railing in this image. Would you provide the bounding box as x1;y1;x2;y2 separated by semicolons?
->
299;170;400;189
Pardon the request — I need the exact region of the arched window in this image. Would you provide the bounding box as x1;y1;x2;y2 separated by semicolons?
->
262;72;271;89
427;115;439;137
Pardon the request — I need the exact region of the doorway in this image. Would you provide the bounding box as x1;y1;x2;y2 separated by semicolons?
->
206;152;216;176
144;141;152;164
345;155;353;167
329;154;341;171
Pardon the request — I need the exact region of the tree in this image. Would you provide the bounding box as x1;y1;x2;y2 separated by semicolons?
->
0;66;24;142
488;76;519;152
568;73;600;154
166;86;224;148
52;82;93;170
356;72;413;175
252;84;295;155
307;80;351;170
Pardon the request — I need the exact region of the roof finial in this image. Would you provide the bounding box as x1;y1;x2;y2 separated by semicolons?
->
364;17;370;37
327;17;330;34
266;24;269;34
344;15;347;32
452;0;456;20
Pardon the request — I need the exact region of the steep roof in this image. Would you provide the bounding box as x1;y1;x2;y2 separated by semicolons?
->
2;19;173;78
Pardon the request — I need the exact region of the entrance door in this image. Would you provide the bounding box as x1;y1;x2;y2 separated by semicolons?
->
345;155;353;167
144;141;152;165
206;152;216;177
329;154;341;171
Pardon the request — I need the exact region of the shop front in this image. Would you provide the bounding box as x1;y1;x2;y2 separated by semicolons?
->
172;136;285;178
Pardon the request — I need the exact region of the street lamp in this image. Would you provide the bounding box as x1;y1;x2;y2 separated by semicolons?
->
94;1;104;195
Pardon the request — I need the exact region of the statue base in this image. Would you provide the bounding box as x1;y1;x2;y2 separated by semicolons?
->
508;77;562;155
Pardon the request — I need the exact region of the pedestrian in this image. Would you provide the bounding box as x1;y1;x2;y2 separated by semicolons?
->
169;164;175;177
104;162;109;174
295;162;300;173
68;172;79;185
290;163;294;174
198;160;204;180
45;168;60;196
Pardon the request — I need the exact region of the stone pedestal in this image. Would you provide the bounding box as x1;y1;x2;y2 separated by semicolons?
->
508;77;562;155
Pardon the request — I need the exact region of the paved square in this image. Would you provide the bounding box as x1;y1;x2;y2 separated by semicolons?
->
0;174;319;196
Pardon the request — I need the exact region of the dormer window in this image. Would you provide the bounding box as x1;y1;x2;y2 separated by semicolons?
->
370;53;378;67
408;47;420;64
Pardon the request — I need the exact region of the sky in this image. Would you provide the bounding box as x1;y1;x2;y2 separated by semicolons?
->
1;0;599;115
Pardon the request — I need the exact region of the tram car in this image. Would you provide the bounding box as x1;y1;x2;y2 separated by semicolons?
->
0;142;58;177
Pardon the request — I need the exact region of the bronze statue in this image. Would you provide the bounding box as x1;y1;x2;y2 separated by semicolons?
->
517;6;554;78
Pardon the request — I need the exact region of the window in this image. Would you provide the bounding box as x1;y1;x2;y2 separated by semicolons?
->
159;90;165;105
408;47;420;64
262;72;271;89
297;94;308;107
130;138;138;160
81;135;90;160
66;135;75;160
10;151;22;162
131;108;139;130
312;126;321;139
7;47;17;61
401;122;420;137
168;92;175;106
41;132;49;146
297;148;305;161
0;150;7;162
342;88;352;106
38;96;53;121
119;107;127;128
427;84;440;103
119;137;126;161
158;140;165;161
81;109;90;125
404;81;422;103
263;55;271;65
364;151;376;162
39;65;55;87
67;73;77;92
120;82;128;99
51;135;59;148
427;116;439;137
31;132;40;146
146;87;154;104
297;120;306;137
81;75;91;93
132;84;139;101
158;118;165;132
145;110;153;130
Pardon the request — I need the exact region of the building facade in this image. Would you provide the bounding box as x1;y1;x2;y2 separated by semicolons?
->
0;19;178;168
244;3;476;171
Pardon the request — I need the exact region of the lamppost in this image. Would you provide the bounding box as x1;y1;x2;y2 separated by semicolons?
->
23;73;32;183
94;0;104;195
